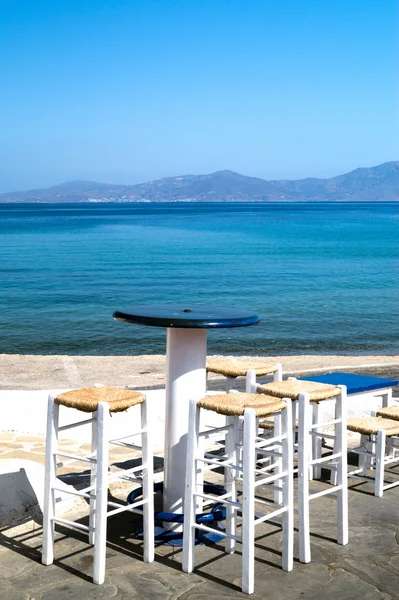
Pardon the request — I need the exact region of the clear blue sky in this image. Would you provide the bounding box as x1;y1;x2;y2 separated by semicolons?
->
0;0;398;192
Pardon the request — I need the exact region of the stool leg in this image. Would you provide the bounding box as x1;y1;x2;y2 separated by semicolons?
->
281;399;294;572
292;399;298;448
226;376;236;392
273;412;283;505
382;389;392;409
42;395;59;566
93;402;109;585
89;415;97;545
242;408;256;595
375;430;386;497
246;369;256;393
274;363;283;382
183;398;200;574
335;386;348;546
312;403;322;480
358;434;370;476
298;392;311;563
225;415;239;554
141;398;155;563
330;399;339;486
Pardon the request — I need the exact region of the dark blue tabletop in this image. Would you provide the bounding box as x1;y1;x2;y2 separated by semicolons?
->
300;372;398;395
113;305;261;329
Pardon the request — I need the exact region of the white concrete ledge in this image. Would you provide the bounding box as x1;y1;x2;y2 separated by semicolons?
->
0;459;77;528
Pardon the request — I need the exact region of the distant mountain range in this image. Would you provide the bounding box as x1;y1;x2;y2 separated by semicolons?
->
1;161;398;203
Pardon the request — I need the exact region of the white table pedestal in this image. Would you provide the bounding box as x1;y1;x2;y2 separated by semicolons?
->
163;328;207;531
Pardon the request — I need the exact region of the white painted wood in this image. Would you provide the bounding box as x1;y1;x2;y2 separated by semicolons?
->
224;415;239;554
358;435;369;476
89;414;97;545
281;398;293;572
273;412;283;505
42;395;59;566
225;376;235;392
298;392;311;563
335;386;348;546
311;403;322;480
375;429;386;497
292;399;298;444
141;397;154;563
164;328;207;530
329;398;339;486
382;388;393;408
242;408;256;595
93;402;109;585
182;398;200;574
246;369;257;393
274;363;283;382
183;396;294;593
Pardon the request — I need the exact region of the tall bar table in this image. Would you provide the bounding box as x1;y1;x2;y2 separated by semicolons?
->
113;305;260;532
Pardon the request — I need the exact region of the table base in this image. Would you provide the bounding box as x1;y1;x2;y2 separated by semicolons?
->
128;482;226;547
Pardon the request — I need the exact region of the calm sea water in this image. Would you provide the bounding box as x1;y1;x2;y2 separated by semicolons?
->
0;202;397;356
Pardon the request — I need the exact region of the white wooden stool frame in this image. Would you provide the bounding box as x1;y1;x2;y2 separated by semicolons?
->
321;387;393;477
249;373;349;563
347;431;399;497
206;363;283;393
42;395;155;584
297;387;348;563
182;396;294;595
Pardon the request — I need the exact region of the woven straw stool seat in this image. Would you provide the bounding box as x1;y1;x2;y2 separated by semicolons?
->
347;415;399;497
207;357;279;378
377;406;399;420
259;416;299;430
257;379;339;402
55;386;145;414
348;417;399;437
347;416;399;436
197;393;286;417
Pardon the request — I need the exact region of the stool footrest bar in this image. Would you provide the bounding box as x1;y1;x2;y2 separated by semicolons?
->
310;419;340;430
383;480;399;491
52;486;95;501
194;522;241;542
311;452;341;466
109;429;145;443
199;425;233;439
255;506;287;526
254;470;288;488
52;517;94;533
308;485;341;501
58;418;95;432
255;434;286;448
106;500;146;518
109;441;142;450
194;492;240;509
55;451;96;464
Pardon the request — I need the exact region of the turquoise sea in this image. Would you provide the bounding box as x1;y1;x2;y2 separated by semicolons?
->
0;202;397;356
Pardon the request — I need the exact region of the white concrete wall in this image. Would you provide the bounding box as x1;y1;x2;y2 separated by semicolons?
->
0;387;394;453
0;388;226;454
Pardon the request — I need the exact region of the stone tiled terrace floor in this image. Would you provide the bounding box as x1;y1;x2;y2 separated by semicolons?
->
1;357;399;598
1;458;399;600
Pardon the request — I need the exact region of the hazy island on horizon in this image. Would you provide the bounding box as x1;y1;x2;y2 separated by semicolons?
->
1;160;398;204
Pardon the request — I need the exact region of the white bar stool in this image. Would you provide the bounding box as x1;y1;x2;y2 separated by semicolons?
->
206;357;282;392
347;414;399;496
182;392;293;595
42;386;154;584
252;376;348;563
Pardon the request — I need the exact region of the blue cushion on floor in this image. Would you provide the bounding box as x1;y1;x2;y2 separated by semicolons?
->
299;372;398;395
